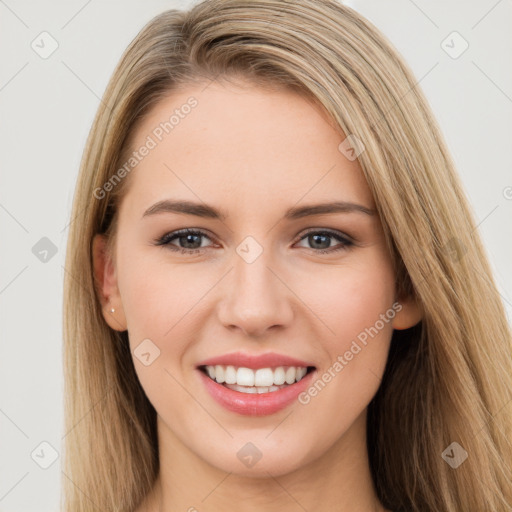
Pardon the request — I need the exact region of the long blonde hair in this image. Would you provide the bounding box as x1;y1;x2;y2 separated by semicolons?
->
62;1;512;510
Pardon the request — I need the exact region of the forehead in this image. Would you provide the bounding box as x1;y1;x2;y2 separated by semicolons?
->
120;80;375;217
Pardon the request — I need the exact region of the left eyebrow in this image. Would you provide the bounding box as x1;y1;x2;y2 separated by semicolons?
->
141;199;376;220
284;201;376;219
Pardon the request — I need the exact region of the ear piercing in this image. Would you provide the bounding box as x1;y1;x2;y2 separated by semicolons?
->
106;300;115;314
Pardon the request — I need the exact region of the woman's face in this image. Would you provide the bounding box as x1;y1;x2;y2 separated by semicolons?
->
94;79;421;477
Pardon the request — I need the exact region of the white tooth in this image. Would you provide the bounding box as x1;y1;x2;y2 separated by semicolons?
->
225;383;257;393
236;367;255;386
296;367;308;381
285;366;297;384
273;366;286;385
215;365;225;383
254;368;274;387
224;382;291;394
210;364;308;387
224;365;237;384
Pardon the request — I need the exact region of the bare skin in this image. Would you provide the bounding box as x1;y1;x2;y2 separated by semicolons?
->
93;78;421;512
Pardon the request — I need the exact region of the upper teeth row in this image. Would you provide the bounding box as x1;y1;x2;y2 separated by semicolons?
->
205;365;308;387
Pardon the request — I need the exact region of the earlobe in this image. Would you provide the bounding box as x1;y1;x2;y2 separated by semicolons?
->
92;234;127;332
391;294;423;330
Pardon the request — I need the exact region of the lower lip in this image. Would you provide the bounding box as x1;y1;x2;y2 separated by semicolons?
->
198;368;316;416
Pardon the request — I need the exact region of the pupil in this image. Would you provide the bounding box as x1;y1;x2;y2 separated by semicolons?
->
311;234;329;249
183;234;200;248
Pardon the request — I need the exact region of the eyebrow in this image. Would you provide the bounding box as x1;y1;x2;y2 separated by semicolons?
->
142;199;376;220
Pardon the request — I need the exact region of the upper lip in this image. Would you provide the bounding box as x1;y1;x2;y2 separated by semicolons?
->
196;351;315;370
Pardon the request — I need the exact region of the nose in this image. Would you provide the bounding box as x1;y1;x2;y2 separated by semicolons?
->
216;246;294;338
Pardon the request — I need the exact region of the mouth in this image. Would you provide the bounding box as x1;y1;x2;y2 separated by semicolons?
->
198;364;316;394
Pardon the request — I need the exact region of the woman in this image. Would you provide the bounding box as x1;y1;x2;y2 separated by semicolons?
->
62;1;512;511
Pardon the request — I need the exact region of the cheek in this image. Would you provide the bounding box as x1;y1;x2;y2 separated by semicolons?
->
117;258;200;416
306;258;396;347
117;246;202;339
290;277;396;454
302;256;397;410
116;249;214;403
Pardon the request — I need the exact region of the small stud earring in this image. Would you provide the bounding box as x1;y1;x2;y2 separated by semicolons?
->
110;307;115;314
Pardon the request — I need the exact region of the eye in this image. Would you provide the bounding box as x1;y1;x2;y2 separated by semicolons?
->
294;229;353;254
153;228;354;255
154;228;214;254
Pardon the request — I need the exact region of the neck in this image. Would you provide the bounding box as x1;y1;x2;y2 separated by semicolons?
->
140;410;388;512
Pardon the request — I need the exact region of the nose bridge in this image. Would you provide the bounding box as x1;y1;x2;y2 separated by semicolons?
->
217;236;293;336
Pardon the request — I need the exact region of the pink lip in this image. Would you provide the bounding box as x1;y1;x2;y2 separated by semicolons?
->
196;351;315;370
197;367;317;416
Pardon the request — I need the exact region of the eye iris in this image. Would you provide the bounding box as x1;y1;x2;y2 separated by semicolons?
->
309;233;331;250
180;233;201;249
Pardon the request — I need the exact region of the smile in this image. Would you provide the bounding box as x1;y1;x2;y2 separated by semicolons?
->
201;365;313;394
197;364;317;416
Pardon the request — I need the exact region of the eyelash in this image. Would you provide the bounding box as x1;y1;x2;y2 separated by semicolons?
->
153;228;354;255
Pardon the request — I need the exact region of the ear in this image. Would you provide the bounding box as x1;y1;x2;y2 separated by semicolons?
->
92;234;127;332
391;292;423;330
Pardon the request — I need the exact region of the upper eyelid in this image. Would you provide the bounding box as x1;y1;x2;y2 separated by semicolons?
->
295;227;352;241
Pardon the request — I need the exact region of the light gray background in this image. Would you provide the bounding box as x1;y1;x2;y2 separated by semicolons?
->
1;0;511;510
